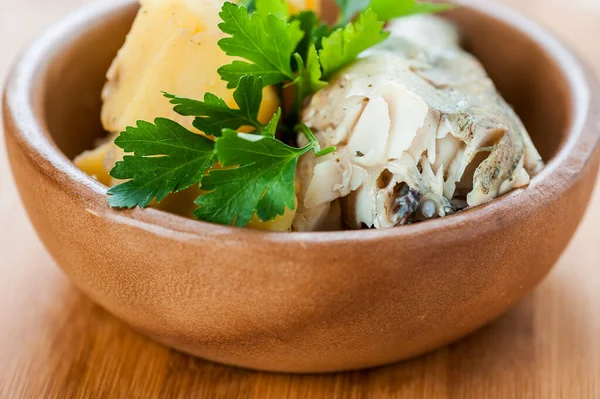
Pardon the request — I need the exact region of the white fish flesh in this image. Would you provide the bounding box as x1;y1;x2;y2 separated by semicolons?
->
294;15;544;231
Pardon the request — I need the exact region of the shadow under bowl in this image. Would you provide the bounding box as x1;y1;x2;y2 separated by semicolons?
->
3;0;600;373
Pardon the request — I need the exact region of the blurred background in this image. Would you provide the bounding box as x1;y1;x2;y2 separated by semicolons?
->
1;0;600;397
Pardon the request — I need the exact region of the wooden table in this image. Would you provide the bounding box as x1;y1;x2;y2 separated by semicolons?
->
1;1;599;397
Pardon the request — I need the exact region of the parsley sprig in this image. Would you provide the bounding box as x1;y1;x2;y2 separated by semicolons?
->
319;8;389;78
164;75;265;136
107;0;450;227
337;0;453;23
195;124;327;227
107;119;215;209
217;2;304;88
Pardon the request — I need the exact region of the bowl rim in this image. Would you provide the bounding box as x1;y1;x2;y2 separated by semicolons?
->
3;0;600;245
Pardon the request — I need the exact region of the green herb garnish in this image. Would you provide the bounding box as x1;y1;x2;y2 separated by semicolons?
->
334;0;371;25
195;125;314;227
336;0;453;23
217;2;304;88
164;75;266;137
319;8;389;78
107;119;215;208
371;0;454;21
255;0;289;19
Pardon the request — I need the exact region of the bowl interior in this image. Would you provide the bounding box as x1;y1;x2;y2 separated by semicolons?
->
41;3;137;159
42;3;570;172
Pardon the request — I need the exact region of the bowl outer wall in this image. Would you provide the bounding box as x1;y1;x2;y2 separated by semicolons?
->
3;0;600;372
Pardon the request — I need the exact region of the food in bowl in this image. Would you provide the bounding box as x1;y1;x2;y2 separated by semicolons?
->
74;0;543;231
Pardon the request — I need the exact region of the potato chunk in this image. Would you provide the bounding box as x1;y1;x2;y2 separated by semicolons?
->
101;0;280;133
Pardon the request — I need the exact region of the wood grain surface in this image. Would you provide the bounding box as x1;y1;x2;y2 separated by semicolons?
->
1;0;599;398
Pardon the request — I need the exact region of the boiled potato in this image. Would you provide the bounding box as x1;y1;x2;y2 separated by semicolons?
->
73;140;114;186
289;0;320;14
101;0;281;133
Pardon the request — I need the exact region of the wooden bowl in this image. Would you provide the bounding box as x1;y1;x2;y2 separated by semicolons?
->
3;0;600;373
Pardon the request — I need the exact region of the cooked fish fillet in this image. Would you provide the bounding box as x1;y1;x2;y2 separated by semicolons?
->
294;15;543;231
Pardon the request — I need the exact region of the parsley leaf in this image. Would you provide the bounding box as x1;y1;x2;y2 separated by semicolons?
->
289;11;329;102
217;2;304;88
371;0;453;21
164;75;264;137
107;119;215;208
291;10;330;60
334;0;370;24
238;0;256;10
319;8;389;79
255;0;289;19
294;46;327;100
263;108;282;137
194;129;312;227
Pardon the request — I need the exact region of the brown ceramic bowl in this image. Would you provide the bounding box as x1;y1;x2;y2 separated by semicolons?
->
3;0;600;373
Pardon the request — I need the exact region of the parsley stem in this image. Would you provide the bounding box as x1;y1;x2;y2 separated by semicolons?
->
292;53;305;118
314;146;337;157
295;123;336;157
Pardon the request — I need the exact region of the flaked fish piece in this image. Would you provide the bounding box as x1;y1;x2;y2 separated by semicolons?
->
294;15;543;231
